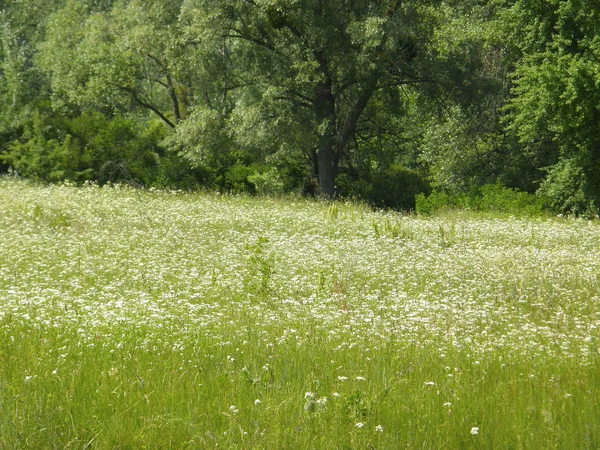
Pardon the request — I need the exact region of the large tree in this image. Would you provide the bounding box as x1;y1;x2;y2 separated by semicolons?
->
178;0;451;197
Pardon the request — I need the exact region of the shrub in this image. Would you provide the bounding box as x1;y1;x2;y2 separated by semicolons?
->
248;168;285;196
0;111;199;189
367;164;430;211
537;158;596;216
416;183;553;216
336;164;430;211
224;163;257;194
415;191;453;215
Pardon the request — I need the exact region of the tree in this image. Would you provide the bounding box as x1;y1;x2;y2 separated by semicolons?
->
38;0;189;128
178;0;456;197
0;0;65;164
501;0;600;214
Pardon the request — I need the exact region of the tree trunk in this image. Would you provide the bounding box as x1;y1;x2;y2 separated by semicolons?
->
314;74;338;198
317;135;337;198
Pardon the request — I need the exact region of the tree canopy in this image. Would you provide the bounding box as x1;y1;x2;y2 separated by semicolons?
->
1;0;599;213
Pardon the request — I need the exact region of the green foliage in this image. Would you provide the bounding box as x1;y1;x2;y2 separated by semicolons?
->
337;164;429;211
248;168;285;197
415;191;453;216
1;109;196;188
502;0;600;212
176;0;470;197
416;183;552;216
419;106;506;194
537;157;595;216
1;109;93;182
368;165;430;211
224;163;257;195
2;0;600;216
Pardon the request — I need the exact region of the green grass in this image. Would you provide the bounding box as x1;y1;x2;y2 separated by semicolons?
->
1;178;600;449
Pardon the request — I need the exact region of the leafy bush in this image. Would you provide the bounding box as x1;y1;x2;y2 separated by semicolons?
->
336;164;430;211
537;158;596;216
248;168;285;196
1;111;201;189
224;163;257;194
415;191;453;215
416;183;552;216
367;164;430;210
1;111;93;182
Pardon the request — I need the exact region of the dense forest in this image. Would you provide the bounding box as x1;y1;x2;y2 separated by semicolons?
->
1;0;598;214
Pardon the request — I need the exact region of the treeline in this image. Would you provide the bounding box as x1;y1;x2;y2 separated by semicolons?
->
1;0;598;215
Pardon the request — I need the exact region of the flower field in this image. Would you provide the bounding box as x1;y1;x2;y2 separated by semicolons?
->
1;178;599;448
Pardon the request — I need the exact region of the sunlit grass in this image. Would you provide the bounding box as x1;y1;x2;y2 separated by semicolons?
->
1;178;599;448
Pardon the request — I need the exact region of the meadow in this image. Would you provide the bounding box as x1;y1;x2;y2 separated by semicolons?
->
1;177;599;449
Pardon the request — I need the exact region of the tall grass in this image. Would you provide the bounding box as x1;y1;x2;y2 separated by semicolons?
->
1;178;599;448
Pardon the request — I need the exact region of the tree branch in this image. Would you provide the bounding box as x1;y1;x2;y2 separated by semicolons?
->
121;86;176;128
224;30;278;53
336;79;379;154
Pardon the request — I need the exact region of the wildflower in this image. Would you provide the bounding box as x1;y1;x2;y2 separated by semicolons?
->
337;376;348;381
332;392;340;398
304;391;316;399
316;397;328;407
424;381;435;386
471;427;479;435
229;405;239;414
375;425;384;433
254;399;261;406
355;376;366;381
355;422;365;428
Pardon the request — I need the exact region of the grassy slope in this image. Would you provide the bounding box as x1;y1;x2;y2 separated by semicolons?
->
1;178;599;449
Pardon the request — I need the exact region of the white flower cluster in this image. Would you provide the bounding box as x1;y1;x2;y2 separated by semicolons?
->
1;178;599;399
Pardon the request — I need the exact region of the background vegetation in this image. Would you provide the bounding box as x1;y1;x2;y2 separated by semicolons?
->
1;0;599;215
